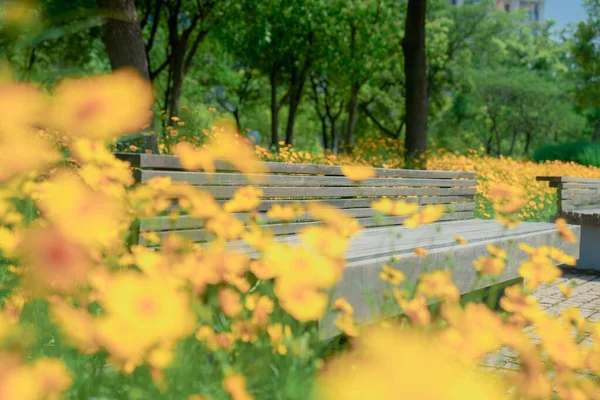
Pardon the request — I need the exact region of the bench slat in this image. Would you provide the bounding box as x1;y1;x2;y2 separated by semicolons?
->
119;153;476;179
140;170;476;188
140;203;477;232
139;211;476;245
166;186;477;199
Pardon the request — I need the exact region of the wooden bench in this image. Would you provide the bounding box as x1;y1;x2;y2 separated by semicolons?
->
118;153;580;338
537;176;600;270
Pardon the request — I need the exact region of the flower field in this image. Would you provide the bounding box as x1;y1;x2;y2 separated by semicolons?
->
3;69;600;399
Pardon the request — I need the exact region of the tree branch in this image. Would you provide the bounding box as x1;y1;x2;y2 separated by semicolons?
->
150;52;172;80
145;0;163;53
183;27;209;74
359;103;398;138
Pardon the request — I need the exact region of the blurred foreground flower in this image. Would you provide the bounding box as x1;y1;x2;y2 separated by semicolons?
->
317;326;506;400
341;164;375;182
49;68;153;140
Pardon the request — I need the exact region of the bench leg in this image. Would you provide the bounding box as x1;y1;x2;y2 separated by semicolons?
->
577;224;600;270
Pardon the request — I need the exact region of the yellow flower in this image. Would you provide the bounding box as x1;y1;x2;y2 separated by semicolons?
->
536;316;584;369
416;270;459;302
317;326;507;400
31;357;73;400
335;313;360;337
371;198;419;216
224;187;263;213
473;256;506;276
231;320;258;343
332;297;354;315
21;227;92;294
499;284;541;322
413;247;428;258
49;68;153;139
95;271;195;370
379;264;405;285
299;226;348;258
306;202;362;238
0;130;60;183
397;295;431;326
555;218;577;243
245;294;274;327
453;234;468;245
205;212;245;241
404;205;445;228
439;303;505;363
34;170;129;249
223;372;253;400
558;283;572;297
267;323;292;355
486;244;507;259
219;287;243;318
518;248;562;291
341;164;376;182
266;203;302;221
274;280;328;322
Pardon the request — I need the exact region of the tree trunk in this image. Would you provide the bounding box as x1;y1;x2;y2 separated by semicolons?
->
98;0;158;153
270;68;280;148
167;43;186;122
402;0;428;167
592;119;600;142
345;82;359;152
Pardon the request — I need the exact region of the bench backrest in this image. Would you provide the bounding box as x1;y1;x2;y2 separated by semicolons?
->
117;153;477;245
537;176;600;216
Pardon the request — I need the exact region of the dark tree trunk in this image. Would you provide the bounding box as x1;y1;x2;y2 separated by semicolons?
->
525;131;532;154
593;120;600;142
270;67;281;148
344;24;358;153
285;70;309;146
345;82;359;152
98;0;158;153
168;43;186;122
401;0;428;167
508;128;518;156
233;109;241;134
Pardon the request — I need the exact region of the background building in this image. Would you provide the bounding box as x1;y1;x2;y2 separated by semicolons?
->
449;0;546;22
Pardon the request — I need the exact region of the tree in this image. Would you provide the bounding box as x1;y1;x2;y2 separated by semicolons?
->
97;0;158;152
139;0;222;124
219;0;324;147
572;0;600;141
402;0;428;166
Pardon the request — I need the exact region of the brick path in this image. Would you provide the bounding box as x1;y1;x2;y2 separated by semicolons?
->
481;268;600;371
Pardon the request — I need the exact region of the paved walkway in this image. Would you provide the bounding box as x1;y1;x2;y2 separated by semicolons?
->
482;268;600;371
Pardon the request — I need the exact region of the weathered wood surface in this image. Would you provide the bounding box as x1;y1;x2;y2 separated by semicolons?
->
116;152;476;179
537;176;600;187
139;211;477;245
320;220;581;338
140;170;476;188
139;203;477;232
138;185;477;199
538;176;600;222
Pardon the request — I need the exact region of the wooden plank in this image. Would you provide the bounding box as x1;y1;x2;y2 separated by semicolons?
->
563;183;600;190
122;153;476;179
165;185;477;199
140;170;476;188
139;211;476;245
163;195;476;214
562;202;600;211
537;176;600;184
560;191;600;202
140;203;477;231
217;219;572;263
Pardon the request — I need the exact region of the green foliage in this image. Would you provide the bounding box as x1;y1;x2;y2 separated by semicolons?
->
534;141;600;168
